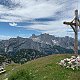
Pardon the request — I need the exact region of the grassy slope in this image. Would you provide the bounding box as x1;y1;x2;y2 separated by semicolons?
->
1;54;80;80
0;64;20;80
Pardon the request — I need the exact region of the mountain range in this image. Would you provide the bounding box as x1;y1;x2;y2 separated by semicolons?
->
0;33;80;64
0;33;80;55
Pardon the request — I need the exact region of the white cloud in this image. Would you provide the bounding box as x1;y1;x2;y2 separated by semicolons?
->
0;0;80;38
0;35;12;40
16;19;71;37
9;22;17;26
0;0;78;22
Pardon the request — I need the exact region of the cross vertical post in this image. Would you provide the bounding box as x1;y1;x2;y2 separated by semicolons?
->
74;10;78;55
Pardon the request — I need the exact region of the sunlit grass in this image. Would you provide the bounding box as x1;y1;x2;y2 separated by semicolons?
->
1;54;80;80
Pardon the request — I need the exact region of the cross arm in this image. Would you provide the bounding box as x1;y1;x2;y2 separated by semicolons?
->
63;22;76;32
63;22;76;26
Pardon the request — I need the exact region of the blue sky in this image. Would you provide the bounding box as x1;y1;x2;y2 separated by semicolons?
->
0;0;80;40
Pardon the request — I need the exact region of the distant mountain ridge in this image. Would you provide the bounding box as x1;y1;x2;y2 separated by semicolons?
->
30;33;75;49
0;33;80;64
0;33;80;55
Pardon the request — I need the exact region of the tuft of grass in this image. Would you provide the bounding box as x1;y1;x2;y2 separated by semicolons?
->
8;69;33;80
